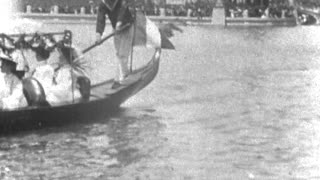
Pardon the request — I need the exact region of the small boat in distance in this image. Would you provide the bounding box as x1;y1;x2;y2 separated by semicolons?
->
297;9;318;25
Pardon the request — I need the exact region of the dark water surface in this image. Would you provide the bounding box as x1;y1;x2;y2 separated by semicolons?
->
1;24;320;180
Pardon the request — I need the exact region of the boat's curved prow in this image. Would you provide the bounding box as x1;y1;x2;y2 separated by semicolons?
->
106;48;162;106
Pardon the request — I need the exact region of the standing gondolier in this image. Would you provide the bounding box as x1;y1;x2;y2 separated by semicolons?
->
95;0;135;84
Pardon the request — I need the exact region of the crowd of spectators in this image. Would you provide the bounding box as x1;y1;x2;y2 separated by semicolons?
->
142;1;214;18
19;0;320;18
224;0;296;18
22;0;214;18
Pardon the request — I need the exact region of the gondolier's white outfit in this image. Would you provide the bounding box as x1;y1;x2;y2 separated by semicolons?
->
96;0;134;83
113;25;134;82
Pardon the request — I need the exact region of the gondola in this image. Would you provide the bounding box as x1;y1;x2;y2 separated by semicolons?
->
0;30;162;133
297;9;318;25
298;13;317;25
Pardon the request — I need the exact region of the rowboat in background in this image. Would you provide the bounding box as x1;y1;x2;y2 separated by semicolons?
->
297;9;318;25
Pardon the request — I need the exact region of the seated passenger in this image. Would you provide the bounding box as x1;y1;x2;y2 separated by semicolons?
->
47;46;88;105
31;45;55;99
0;52;27;110
10;50;30;79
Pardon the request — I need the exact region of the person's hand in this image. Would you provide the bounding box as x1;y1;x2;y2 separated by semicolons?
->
115;21;123;31
95;33;102;44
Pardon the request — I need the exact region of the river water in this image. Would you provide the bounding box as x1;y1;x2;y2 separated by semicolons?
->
0;23;320;180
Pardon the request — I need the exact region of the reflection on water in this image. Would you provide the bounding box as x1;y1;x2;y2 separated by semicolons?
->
1;25;320;179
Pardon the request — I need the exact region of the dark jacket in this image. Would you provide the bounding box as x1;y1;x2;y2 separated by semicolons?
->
96;0;134;35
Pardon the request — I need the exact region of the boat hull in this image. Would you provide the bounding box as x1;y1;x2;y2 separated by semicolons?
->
0;49;161;133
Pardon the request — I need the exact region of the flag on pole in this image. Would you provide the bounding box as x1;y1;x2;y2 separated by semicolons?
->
133;12;175;50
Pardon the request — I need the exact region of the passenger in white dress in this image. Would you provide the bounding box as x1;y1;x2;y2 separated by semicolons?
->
47;46;84;105
10;50;30;79
31;45;55;102
0;52;27;110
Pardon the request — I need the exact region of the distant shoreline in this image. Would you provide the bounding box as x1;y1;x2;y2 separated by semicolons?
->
14;13;213;26
13;13;303;27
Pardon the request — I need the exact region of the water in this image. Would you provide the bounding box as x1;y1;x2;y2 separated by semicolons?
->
0;24;320;180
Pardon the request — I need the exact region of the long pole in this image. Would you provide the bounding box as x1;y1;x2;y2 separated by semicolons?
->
81;24;130;54
69;33;75;103
129;0;137;73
